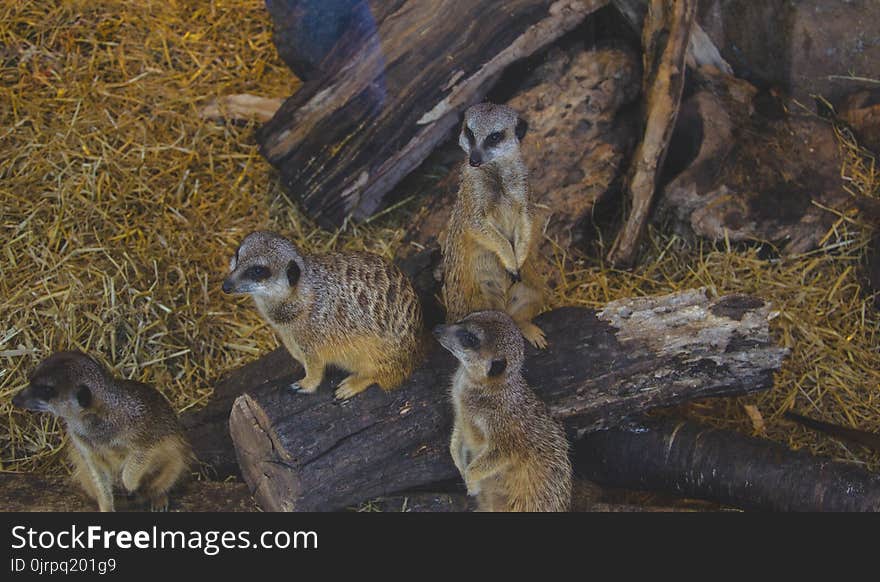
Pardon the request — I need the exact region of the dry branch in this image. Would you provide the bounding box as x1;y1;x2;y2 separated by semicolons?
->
227;289;786;511
607;0;696;268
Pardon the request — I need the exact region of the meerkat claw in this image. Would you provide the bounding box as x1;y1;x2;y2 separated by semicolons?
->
519;322;547;349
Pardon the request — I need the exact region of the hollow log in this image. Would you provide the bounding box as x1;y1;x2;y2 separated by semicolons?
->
228;288;787;511
257;0;609;227
0;474;257;512
607;0;696;268
575;418;880;512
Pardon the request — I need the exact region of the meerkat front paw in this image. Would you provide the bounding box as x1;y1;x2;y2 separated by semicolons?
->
520;322;547;350
465;476;481;496
289;378;320;394
150;494;169;512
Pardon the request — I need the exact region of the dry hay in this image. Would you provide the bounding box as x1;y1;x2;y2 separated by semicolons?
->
1;0;878;481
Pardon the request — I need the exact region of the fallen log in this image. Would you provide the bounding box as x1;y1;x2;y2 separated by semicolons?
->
228;288;787;511
257;0;609;227
575;418;880;512
607;0;697;268
182;347;296;479
0;474;256;512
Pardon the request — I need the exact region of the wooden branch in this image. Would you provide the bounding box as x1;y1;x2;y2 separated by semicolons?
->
228;289;786;511
607;0;696;268
611;0;731;74
200;95;285;123
0;474;256;512
257;0;609;227
575;418;880;512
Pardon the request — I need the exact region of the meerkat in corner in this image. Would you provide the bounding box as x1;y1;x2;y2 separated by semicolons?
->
434;310;572;512
223;231;424;400
439;102;547;348
12;351;192;512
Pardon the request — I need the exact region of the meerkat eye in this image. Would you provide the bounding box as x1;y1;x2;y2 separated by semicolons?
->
457;329;480;350
75;385;92;408
485;131;505;147
244;265;271;281
464;126;476;146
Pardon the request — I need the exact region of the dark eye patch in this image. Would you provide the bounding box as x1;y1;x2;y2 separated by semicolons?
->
464;126;476;146
457;329;480;350
31;384;57;401
76;385;92;408
244;265;271;281
484;131;505;147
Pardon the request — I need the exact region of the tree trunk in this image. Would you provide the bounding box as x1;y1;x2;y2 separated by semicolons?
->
257;0;609;227
576;418;880;512
228;288;787;511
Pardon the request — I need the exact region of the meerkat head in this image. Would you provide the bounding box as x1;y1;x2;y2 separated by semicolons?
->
459;102;528;168
433;310;525;381
222;231;305;298
13;351;108;421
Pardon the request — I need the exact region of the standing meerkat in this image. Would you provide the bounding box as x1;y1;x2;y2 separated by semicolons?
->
222;231;424;400
12;351;192;512
439;102;547;348
434;310;572;512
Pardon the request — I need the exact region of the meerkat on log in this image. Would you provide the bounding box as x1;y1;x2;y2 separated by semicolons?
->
12;351;192;512
434;310;572;512
439;102;547;348
223;231;424;400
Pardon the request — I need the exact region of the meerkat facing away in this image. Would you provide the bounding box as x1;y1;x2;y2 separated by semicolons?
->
434;310;571;512
439;102;547;348
12;351;192;512
222;231;424;400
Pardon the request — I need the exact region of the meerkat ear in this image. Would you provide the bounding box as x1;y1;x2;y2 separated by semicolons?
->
75;385;92;408
286;260;301;287
487;358;507;378
515;117;528;141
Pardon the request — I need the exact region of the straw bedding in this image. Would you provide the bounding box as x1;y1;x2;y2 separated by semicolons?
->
1;0;877;478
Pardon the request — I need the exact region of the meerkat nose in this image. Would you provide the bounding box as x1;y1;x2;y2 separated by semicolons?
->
221;278;234;294
469;152;483;167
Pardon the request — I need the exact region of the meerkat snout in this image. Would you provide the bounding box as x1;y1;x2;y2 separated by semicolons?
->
458;102;528;168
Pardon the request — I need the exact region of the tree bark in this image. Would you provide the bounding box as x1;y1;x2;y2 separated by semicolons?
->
228;288;787;511
607;0;696;268
575;418;880;512
257;0;609;227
